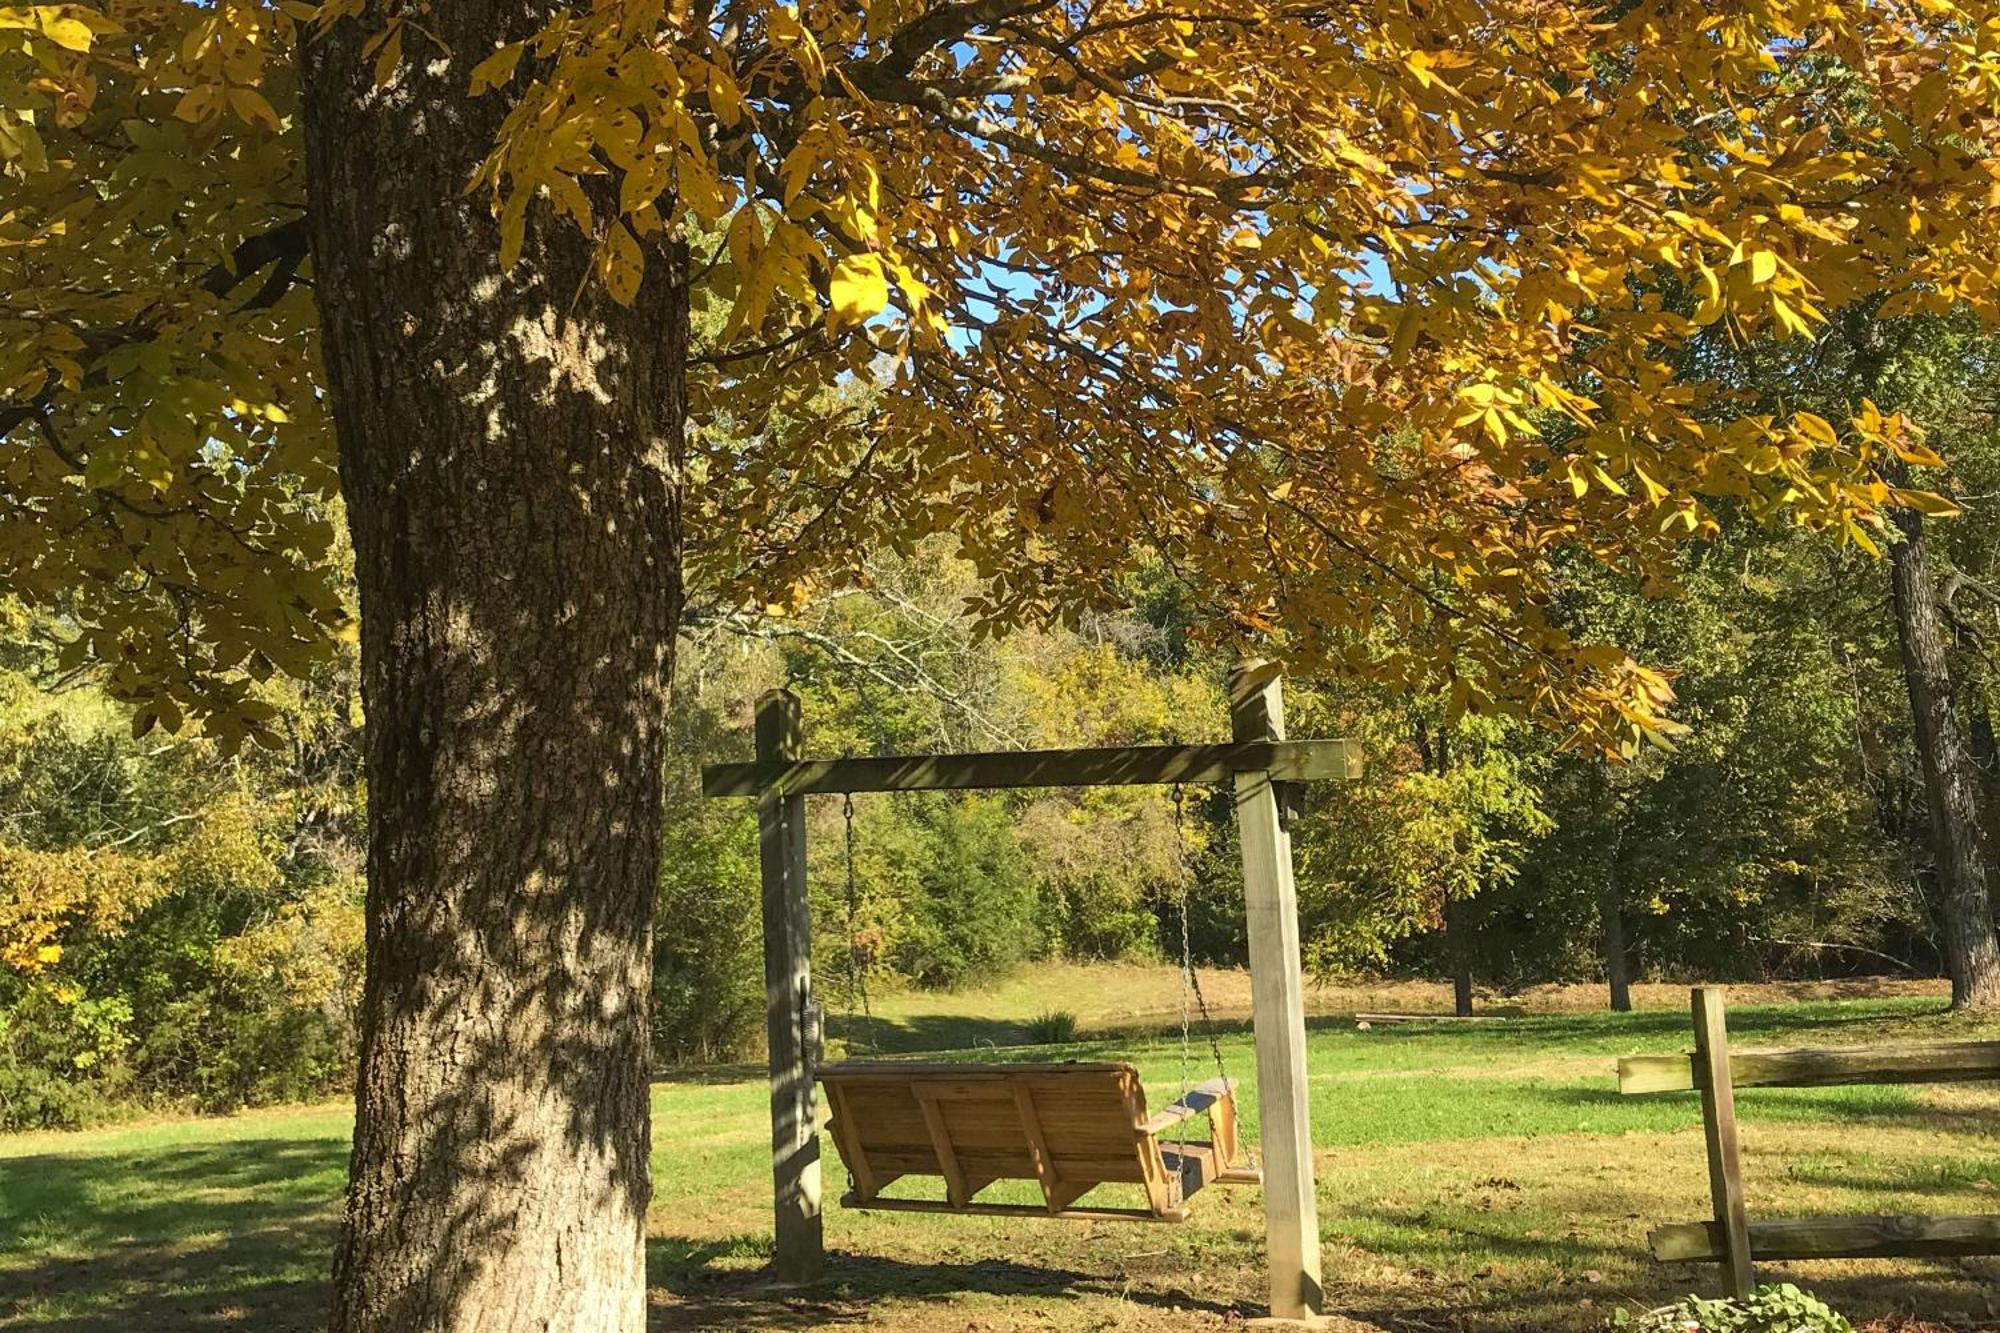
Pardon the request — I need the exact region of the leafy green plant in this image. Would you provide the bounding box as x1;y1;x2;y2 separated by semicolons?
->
1616;1284;1853;1333
0;983;135;1129
1023;1009;1080;1045
889;795;1038;990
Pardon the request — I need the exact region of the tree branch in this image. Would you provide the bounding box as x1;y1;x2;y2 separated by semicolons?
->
2;216;312;437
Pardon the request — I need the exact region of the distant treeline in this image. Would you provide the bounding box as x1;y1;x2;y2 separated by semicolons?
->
0;504;1989;1121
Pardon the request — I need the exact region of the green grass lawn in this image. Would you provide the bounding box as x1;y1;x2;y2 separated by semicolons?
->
4;976;1999;1331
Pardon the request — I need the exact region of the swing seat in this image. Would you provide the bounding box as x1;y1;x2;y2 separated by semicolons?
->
817;1061;1259;1222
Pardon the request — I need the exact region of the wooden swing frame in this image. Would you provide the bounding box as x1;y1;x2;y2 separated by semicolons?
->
700;660;1361;1323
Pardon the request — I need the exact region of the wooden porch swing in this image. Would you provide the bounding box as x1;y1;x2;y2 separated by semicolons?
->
818;1062;1257;1222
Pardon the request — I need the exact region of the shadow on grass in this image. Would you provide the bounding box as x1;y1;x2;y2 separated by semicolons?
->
653;1224;2000;1331
5;1136;1250;1333
650;1236;1244;1331
0;1140;342;1332
7;1131;1994;1333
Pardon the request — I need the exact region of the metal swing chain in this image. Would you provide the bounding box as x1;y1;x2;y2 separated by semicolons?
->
1168;784;1184;1112
1172;784;1194;1091
842;791;877;1055
1168;784;1195;1208
1170;783;1253;1181
1171;786;1231;1090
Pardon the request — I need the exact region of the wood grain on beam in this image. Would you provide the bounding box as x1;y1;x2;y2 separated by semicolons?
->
1652;1213;2000;1262
1619;1040;2000;1095
702;738;1362;798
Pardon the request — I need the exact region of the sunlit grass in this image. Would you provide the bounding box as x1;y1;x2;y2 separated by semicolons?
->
4;977;1997;1331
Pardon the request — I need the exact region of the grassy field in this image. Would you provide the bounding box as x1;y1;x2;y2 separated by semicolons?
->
4;969;1999;1331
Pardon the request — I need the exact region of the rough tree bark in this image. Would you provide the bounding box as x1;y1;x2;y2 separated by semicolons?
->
300;5;688;1327
1889;506;2000;1010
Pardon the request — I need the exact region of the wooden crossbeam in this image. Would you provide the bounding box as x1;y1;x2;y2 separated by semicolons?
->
1618;1039;2000;1095
1653;1213;2000;1262
702;738;1362;798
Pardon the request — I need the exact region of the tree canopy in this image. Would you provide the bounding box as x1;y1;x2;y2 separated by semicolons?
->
7;0;2000;752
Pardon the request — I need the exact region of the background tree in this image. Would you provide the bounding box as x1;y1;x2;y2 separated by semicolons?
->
0;600;364;1129
1665;305;2000;1005
1485;536;1915;1000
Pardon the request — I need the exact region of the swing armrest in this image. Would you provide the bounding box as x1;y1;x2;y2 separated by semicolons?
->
1140;1077;1236;1135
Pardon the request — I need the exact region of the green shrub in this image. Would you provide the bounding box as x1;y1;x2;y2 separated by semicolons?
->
1618;1284;1853;1333
891;796;1036;989
0;984;134;1129
134;982;350;1114
1023;1009;1080;1044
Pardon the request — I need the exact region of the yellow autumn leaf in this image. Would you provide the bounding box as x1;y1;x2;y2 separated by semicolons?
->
37;10;93;50
1692;262;1724;325
369;22;404;89
497;190;529;271
174;84;223;123
827;252;888;330
227;86;284;133
708;64;744;129
1892;487;1962;518
469;43;524;95
1769;294;1814;340
1891;437;1946;468
602;222;643;306
1792;411;1838;446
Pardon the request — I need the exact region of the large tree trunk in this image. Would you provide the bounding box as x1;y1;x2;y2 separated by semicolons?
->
300;8;688;1328
1889;508;2000;1010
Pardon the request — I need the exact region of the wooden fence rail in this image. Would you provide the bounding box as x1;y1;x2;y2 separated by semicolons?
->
1615;986;2000;1298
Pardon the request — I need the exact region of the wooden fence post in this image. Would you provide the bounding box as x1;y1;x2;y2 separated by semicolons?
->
1692;986;1753;1298
1230;661;1324;1321
758;690;822;1283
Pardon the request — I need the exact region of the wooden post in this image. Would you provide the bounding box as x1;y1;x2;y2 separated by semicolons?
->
1692;986;1754;1298
758;690;822;1283
1230;661;1324;1321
